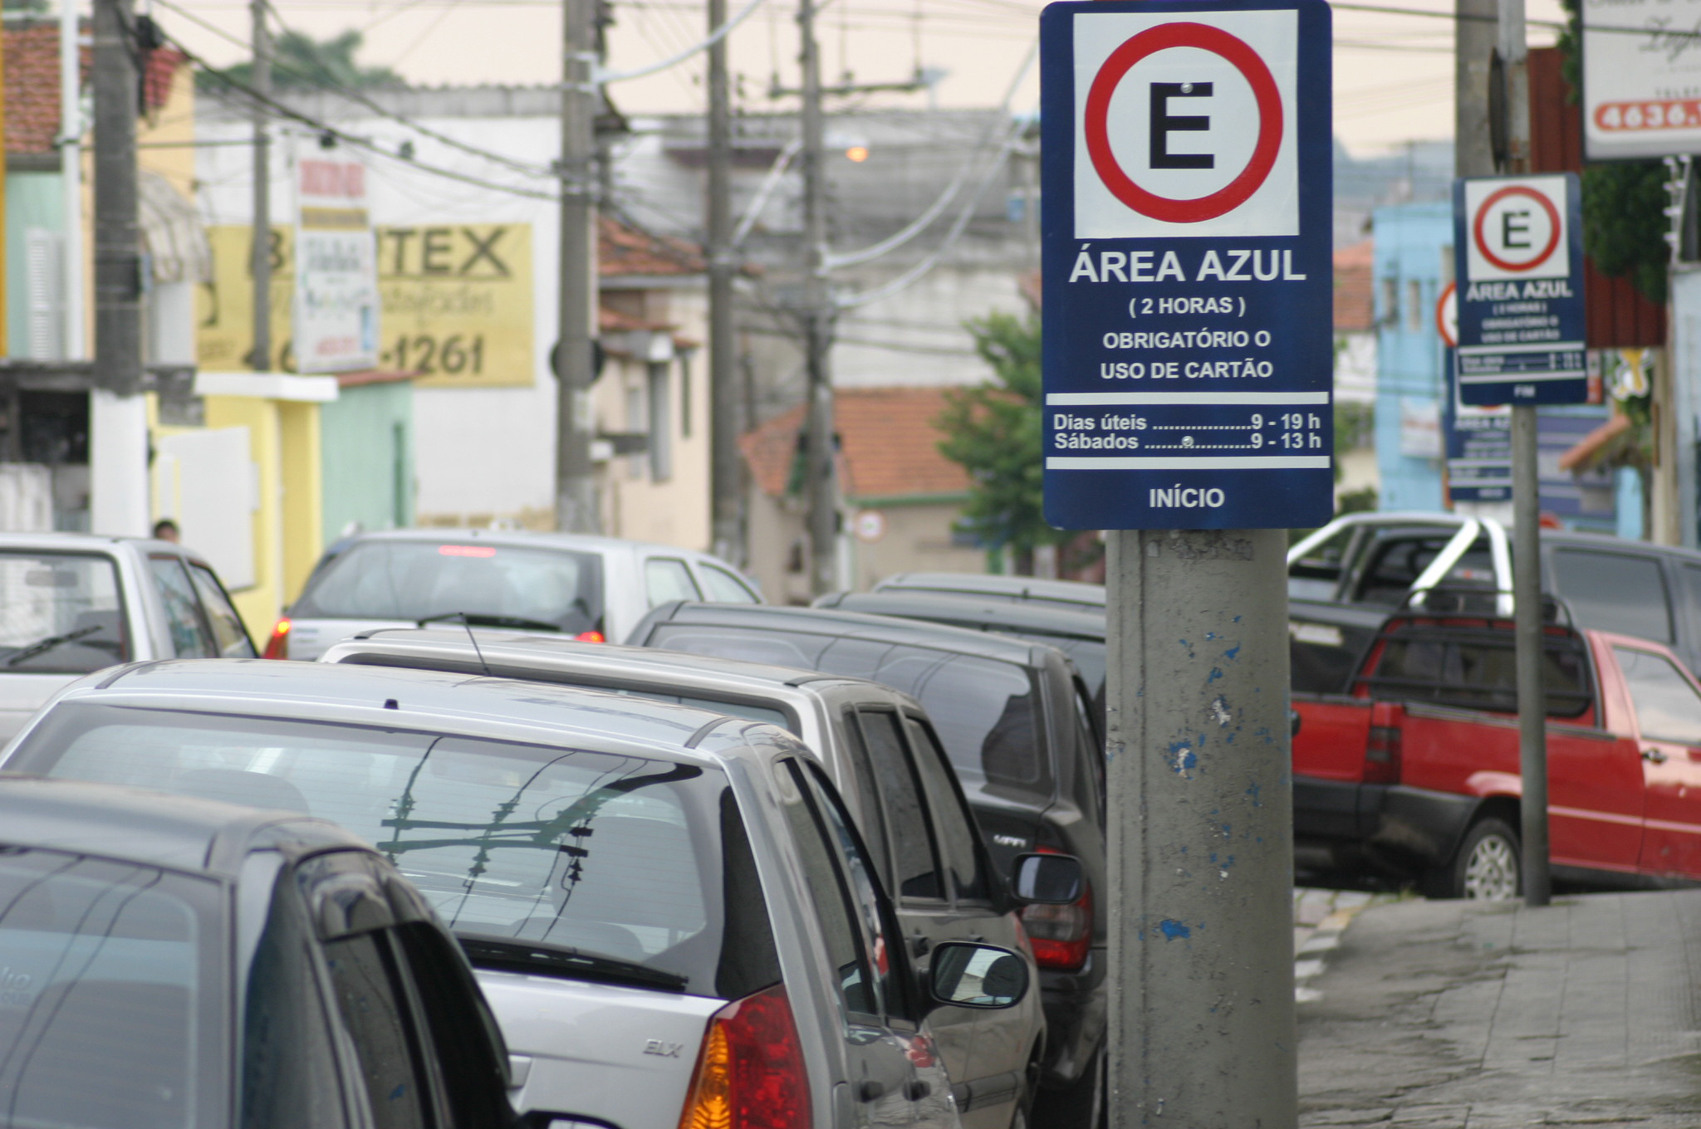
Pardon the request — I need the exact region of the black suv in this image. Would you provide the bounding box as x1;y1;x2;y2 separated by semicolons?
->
628;601;1108;1119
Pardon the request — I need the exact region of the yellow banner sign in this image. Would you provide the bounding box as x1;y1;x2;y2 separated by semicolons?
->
197;223;535;388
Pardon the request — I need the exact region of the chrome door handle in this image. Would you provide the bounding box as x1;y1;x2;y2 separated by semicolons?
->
1644;747;1668;764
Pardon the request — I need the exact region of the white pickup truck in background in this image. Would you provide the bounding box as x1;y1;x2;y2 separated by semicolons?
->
0;533;253;739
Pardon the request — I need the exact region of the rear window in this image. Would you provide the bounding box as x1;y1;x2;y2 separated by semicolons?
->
0;551;129;672
1366;625;1593;719
0;849;223;1127
647;625;1052;799
1550;548;1673;645
10;704;778;1000
291;541;605;636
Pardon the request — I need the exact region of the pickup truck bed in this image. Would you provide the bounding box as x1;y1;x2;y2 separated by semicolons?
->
1290;605;1701;897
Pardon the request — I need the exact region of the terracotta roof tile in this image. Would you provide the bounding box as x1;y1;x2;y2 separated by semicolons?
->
598;213;705;277
740;386;973;501
5;23;185;155
1334;240;1374;333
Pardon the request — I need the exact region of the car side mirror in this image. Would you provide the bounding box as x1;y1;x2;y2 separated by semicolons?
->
928;941;1030;1010
1011;852;1083;905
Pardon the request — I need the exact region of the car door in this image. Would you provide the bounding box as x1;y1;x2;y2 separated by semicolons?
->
146;555;219;658
776;756;927;1129
1611;645;1701;879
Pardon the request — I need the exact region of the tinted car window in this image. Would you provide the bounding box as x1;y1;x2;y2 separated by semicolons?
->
323;931;435;1129
150;556;219;658
1551;549;1673;644
853;709;944;901
903;715;991;903
0;850;221;1127
1616;647;1701;745
12;704;773;999
187;562;255;657
292;541;605;636
648;625;1052;799
1370;629;1592;718
0;551;129;671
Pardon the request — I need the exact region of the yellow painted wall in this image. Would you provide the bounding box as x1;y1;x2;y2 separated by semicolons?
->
277;400;324;604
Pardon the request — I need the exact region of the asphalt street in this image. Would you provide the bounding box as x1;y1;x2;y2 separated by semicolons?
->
1296;890;1701;1129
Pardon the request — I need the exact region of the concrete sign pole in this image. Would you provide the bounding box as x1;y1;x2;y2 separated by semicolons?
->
1105;528;1296;1125
1040;2;1330;1123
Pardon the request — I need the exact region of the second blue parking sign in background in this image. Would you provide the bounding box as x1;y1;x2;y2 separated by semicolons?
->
1039;0;1334;531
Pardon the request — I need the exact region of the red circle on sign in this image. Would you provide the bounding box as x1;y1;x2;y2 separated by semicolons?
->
1471;185;1561;273
1436;281;1457;348
1082;23;1283;224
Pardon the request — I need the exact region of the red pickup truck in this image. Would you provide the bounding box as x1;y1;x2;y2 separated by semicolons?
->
1291;601;1701;899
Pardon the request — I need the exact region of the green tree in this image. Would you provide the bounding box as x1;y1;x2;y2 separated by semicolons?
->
936;311;1067;574
198;29;402;93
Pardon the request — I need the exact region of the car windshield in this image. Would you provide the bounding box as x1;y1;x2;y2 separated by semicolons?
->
9;705;779;1000
647;625;1052;800
292;541;605;636
0;552;129;673
0;848;222;1129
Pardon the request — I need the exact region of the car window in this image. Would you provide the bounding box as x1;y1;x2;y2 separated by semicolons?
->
15;704;775;1000
698;563;760;603
149;555;218;657
0;551;129;672
1616;647;1701;745
187;562;255;657
777;759;883;1019
903;715;991;904
323;930;439;1129
1552;549;1673;645
836;713;894;882
853;709;944;901
0;850;222;1128
646;625;1053;800
645;558;702;607
1351;534;1460;606
290;540;605;636
1369;628;1593;718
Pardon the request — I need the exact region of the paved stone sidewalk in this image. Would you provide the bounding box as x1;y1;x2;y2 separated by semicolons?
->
1299;890;1701;1129
1294;888;1395;1002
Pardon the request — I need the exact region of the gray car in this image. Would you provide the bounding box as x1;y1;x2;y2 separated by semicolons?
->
266;528;762;661
321;628;1060;1129
0;659;1042;1129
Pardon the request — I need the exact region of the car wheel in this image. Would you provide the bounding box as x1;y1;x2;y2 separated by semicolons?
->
1448;817;1521;901
1028;1046;1104;1129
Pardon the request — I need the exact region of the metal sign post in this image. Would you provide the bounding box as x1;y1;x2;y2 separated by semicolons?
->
1453;171;1587;906
1040;1;1330;1123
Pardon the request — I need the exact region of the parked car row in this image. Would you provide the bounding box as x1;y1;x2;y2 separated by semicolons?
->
0;534;1116;1129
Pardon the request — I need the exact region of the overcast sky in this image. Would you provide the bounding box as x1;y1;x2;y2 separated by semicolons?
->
156;0;1568;158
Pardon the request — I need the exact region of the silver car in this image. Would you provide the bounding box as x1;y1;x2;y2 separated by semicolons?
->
264;529;762;661
1;660;1041;1129
321;628;1060;1129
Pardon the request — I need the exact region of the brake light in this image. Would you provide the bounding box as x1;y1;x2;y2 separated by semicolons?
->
1020;845;1092;971
261;618;291;660
1364;724;1402;784
677;983;811;1129
574;631;606;643
438;544;496;558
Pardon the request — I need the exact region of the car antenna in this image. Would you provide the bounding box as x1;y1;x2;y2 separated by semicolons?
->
457;612;494;677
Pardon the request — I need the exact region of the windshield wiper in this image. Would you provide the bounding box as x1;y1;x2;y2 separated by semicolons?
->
5;624;102;667
457;932;688;992
417;612;563;634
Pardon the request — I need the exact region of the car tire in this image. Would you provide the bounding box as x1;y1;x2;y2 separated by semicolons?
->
1029;1046;1104;1129
1444;817;1521;901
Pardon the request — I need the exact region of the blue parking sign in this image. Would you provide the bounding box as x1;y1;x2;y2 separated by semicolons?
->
1040;0;1334;531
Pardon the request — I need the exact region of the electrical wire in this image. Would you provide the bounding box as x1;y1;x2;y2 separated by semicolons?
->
596;0;767;83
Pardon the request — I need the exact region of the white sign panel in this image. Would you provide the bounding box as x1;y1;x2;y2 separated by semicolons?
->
1582;0;1701;161
1460;175;1571;283
294;150;380;373
1071;8;1299;238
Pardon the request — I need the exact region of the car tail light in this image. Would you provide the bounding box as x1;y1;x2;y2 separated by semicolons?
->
1020;845;1092;971
261;618;291;660
1364;724;1402;784
677;983;811;1129
575;631;606;643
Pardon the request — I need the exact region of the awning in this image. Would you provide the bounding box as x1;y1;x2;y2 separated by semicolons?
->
139;171;212;284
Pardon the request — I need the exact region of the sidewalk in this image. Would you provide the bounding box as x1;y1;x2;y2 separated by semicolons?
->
1298;890;1701;1128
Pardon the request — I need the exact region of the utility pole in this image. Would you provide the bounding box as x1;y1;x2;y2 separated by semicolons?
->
707;0;743;564
798;0;837;595
1498;0;1551;907
1456;0;1496;181
555;0;600;534
90;0;148;534
249;0;271;372
61;0;85;360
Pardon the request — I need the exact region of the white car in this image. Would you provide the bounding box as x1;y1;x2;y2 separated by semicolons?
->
264;528;762;660
0;532;253;739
